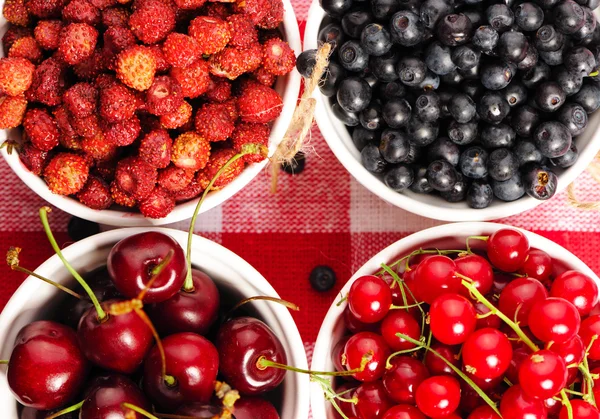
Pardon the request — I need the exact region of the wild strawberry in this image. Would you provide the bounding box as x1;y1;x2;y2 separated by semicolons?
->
257;28;282;43
99;81;137;122
8;37;43;64
82;132;117;161
171;131;210;170
59;135;83;150
263;38;295;75
94;156;117;181
3;0;31;26
237;80;282;123
26;57;66;106
232;122;269;163
0;57;34;97
251;66;276;86
194;103;235;142
58;23;98;65
25;0;68;18
62;0;101;25
171;173;204;201
71;113;102;138
96;73;118;90
64;82;98;118
73;50;105;80
88;0;118;9
19;143;49;175
158;165;194;192
101;6;129;27
142;75;183;117
222;97;238;120
204;2;229;19
3;26;32;54
139;186;175;218
129;0;175;44
138;112;162;131
139;129;172;168
23;108;60;151
162;33;201;68
33;20;62;50
116;45;156;91
258;0;283;29
148;45;171;73
77;175;113;210
115;156;157;199
101;116;141;146
0;95;27;129
110;180;136;207
43;152;90;195
160;101;192;129
170;59;210;98
189;16;231;55
53;106;78;137
209;43;262;79
227;14;257;48
232;0;268;26
103;26;137;69
206;76;232;102
173;0;206;9
204;148;244;189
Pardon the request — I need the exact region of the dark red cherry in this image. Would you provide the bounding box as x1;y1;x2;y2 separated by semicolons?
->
559;400;600;419
229;397;280;419
107;231;187;303
492;273;513;295
216;316;286;395
77;299;153;374
506;346;532;384
413;256;460;304
578;315;600;360
518;249;553;282
332;336;351;374
518;349;567;399
462;328;513;379
474;300;501;330
550;271;599;317
487;229;530;272
147;269;220;336
7;321;89;410
354;381;394;419
80;374;150;419
544;396;562;418
344;331;391;382
467;405;502;419
348;275;393;324
382;404;427;419
424;342;460;376
463;369;503;392
380;310;421;351
176;403;224;418
430;293;477;345
415;375;461;418
456;254;494;297
382;274;421;319
382;356;430;404
62;282;121;329
500;384;546;419
344;307;381;334
335;382;359;418
20;407;77;419
528;297;581;344
498;277;547;326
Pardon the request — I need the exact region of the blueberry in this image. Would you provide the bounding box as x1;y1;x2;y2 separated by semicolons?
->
472;25;499;54
319;60;346;97
460;146;489;179
466;181;493;208
415;91;441;122
296;50;317;78
405;141;424;164
384;164;415;191
557;102;588;136
309;265;337;292
522;164;558;200
382;98;412;128
338;41;369;72
319;23;346;52
332;101;360;126
282;152;306;174
361;143;387;172
337;76;372;113
427;137;460;165
448;120;479;145
361;71;379;89
535;25;565;52
371;0;401;20
513;140;545;166
320;0;353;18
448;93;476;123
341;10;374;38
458;62;481;80
481;123;517;149
360;23;392;56
390;11;423;46
587;0;600;9
510;105;541;137
492;173;525;201
534;121;572;158
68;217;99;242
379;129;410;163
503;82;528;107
463;9;484;27
418;71;441;89
352;127;379;151
441;70;464;86
438;88;456;117
451;45;481;70
407;116;439;146
360;101;383;130
370;50;400;82
550;142;578;167
378;81;406;100
573;7;597;40
397;56;427;86
487;148;519;181
535;81;566;112
572;82;600;112
436;13;473;46
425;41;457;75
410;167;434;193
486;4;514;32
538;44;566;66
564;46;597;76
534;0;560;9
498;32;529;65
477;91;510;124
522;61;551;89
517;44;539;71
426;160;458;192
481;60;514;90
554;66;583;96
441;172;469;202
514;2;544;31
553;0;586;35
420;0;453;30
461;80;484;100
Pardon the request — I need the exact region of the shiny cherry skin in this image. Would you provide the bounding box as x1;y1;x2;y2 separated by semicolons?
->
216;316;286;395
518;249;553;282
20;407;77;419
456;254;494;297
382;404;427;419
413;256;460;304
348;275;393;324
107;231;187;303
550;334;584;366
7;321;89;410
332;336;351;373
467;405;502;419
518;349;567;399
344;331;391;382
382;274;421;318
463;369;503;392
380;309;421;351
506;346;532;384
498;277;548;326
492;272;513;295
143;332;218;410
462;328;513;379
147;269;220;336
544;396;562;418
80;374;150;419
336;382;359;418
77;299;153;374
500;384;547;419
550;271;600;316
230;398;280;419
487;229;530;272
430;293;477;345
415;375;461;418
354;381;394;419
474;300;502;330
578;315;600;360
344;308;381;334
382;356;430;404
528;297;581;344
176;403;224;418
559;400;600;419
424;342;460;376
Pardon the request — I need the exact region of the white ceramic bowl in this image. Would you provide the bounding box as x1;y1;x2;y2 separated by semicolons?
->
0;4;302;227
0;228;310;418
304;1;600;222
310;222;600;418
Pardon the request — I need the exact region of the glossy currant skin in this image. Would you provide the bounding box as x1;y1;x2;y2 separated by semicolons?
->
216;317;286;395
107;231;188;303
354;381;394;419
380;309;421;351
415;375;461;418
382;404;427;419
474;300;501;330
455;254;494;297
344;331;391;382
332;335;351;373
498;277;548;326
424;343;459;376
429;293;477;345
147;269;220;336
506;346;532;384
487;229;530;272
518;349;567;399
518;249;553;283
7;321;89;410
383;356;430;404
413;255;460;304
579;315;600;360
550;270;600;316
559;400;600;419
550;334;585;367
527;297;581;344
80;375;150;419
344;307;381;334
467;405;502;419
228;398;280;419
462;328;513;379
500;385;546;419
348;275;393;323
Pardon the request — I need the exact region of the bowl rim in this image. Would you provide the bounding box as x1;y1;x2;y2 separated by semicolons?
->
0;1;302;227
303;0;600;222
0;227;310;418
309;221;600;418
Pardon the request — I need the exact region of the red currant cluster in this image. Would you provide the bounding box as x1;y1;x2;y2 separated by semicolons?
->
325;229;600;419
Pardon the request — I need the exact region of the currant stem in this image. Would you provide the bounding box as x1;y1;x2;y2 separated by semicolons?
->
381;263;426;335
465;235;489;254
39;207;106;321
45;400;84;419
386;345;423;369
227;296;300;319
376;249;466;276
122;403;161;419
311;375;355;419
561;390;573;419
390;302;424;310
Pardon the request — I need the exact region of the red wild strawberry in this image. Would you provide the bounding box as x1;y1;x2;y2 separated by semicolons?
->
59;135;83;150
204;2;228;19
160;101;192;129
110;181;136;207
222;97;239;120
171;132;210;170
53;106;78;138
237;80;282;123
3;26;33;54
194;102;235;142
19;143;49;175
101;6;129;26
63;82;98;118
0;95;28;129
43;152;90;195
145;75;183;116
103;26;137;69
88;0;117;9
209;43;262;79
116;45;157;91
101;116;141;146
263;38;295;75
3;0;31;26
147;45;171;73
139;129;173;169
162;33;201;68
128;0;175;44
0;57;35;96
58;23;98;65
73;50;105;80
8;37;43;64
139;186;175;218
99;81;137;123
33;20;62;50
251;66;276;86
171;173;204;202
258;0;283;29
23;108;60;151
232;0;269;26
173;0;206;9
82;132;117;161
95;73;118;90
204;148;244;189
170;59;210;98
232;122;270;163
77;175;114;210
227;14;258;48
62;0;101;25
157;165;194;192
115;156;157;200
25;57;66;106
71;113;102;138
189;16;231;55
205;76;232;102
25;0;68;18
94;157;117;181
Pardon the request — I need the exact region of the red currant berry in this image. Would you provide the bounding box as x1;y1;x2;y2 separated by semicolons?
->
424;343;459;376
500;384;546;419
348;275;393;324
589;367;600;405
518;349;567;399
413;256;460;304
380;310;421;351
487;228;530;272
498;277;548;326
382;274;420;318
332;336;350;374
382;404;427;419
467;405;502;419
544;396;562;418
456;254;494;297
506;346;533;384
344;332;391;382
430;293;477;345
415;375;461;418
382;356;430;404
354;381;394;419
459;383;487;413
475;300;502;330
528;297;581;344
559;400;600;419
503;325;539;350
344;308;381;334
462;328;513;379
492;272;513;295
336;382;358;418
518;249;553;282
550;271;600;317
579;315;600;360
464;368;503;392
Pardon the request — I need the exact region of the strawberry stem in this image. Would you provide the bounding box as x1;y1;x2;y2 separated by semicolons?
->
45;400;84;419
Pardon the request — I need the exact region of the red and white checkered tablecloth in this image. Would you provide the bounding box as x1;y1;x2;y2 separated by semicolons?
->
1;0;600;364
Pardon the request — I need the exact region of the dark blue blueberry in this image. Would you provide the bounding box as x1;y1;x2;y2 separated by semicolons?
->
553;0;586;35
415;91;441;122
382;98;412;128
522;61;551;89
384;164;414;191
359;101;383;130
462;80;484;100
337;76;372;113
352;127;379;151
513;140;545;167
481;123;517;149
522;164;558;200
510;105;541;137
448;120;478;145
338;41;369;72
467;181;494;209
451;45;481;70
332;101;360;126
427;137;460;166
534;81;566;112
462;9;484;27
418;71;441;89
309;265;337;292
320;0;353;18
503;82;528;107
448;93;476;123
564;46;597;76
492;173;525;201
68;217;99;242
550;143;578;168
405;141;424;164
554;66;583;96
437;88;456;118
534;121;573;158
535;25;565;52
436;13;473;46
420;0;454;30
533;0;560;9
319;23;346;52
371;0;401;19
282;152;306;174
472;25;499;54
572;82;600;112
370;50;400;82
361;70;379;89
481;61;514;90
379;129;410;163
441;70;464;86
573;7;597;41
426;160;458;192
460;146;489;179
341;9;374;38
514;2;544;32
486;4;514;32
319;60;346;97
389;11;423;46
458;61;481;80
588;0;600;8
360;23;392;56
296;49;317;78
517;44;539;71
477;92;510;124
557;102;588;136
361;143;387;172
410;167;434;193
377;81;406;100
539;42;568;66
488;148;519;181
407;116;439;146
441;172;469;202
498;31;529;63
425;41;457;75
397;56;427;86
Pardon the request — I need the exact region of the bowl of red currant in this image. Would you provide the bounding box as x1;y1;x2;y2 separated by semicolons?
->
310;222;600;419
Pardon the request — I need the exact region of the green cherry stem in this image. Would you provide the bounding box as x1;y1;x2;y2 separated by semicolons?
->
376;249;466;275
226;295;300;320
561;390;573;419
465;235;489;254
580;335;598;407
381;263;426;335
0;360;8;364
386;343;423;369
121;403;160;419
39;207;106;321
257;355;369;377
45;400;84;419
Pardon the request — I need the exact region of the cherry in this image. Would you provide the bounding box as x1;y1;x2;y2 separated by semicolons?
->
487;229;530;272
498;277;548;326
430;293;477;345
424;342;460;376
550;271;600;317
143;332;219;410
456;254;494;297
343;331;391;382
503;324;539;350
380;309;421;351
463;369;503;392
217;316;286;395
475;300;502;330
348;275;393;324
459;383;487;413
559;399;600;419
107;231;187;303
229;397;281;419
413;256;460;304
506;346;532;384
382;404;427;419
80;374;150;419
518;349;567;399
354;381;394;419
462;328;513;379
544;396;562;418
332;336;351;373
382;356;430;404
344;308;381;334
500;384;546;419
20;407;77;419
550;335;585;366
415;375;461;418
492;272;514;295
146;269;220;336
518;249;553;282
7;321;89;410
467;405;502;419
382;274;421;318
176;403;225;418
335;382;359;418
528;297;581;344
578;314;600;360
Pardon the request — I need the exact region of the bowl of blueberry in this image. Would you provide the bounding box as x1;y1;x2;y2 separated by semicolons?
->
310;222;600;418
0;208;310;418
302;0;600;221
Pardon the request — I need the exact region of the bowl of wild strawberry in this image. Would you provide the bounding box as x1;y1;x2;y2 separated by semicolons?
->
0;0;301;226
0;208;310;418
310;222;600;419
302;0;600;222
